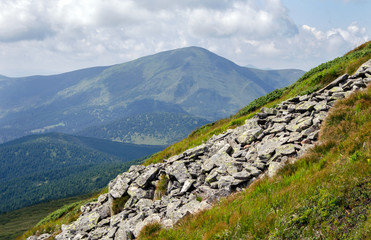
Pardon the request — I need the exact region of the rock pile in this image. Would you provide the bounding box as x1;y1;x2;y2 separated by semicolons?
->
28;59;371;240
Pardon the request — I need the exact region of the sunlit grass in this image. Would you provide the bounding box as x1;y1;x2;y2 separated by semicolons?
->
138;85;371;240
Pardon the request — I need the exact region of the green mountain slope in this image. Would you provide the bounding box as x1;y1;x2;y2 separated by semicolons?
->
0;133;164;213
17;42;371;240
77;112;209;145
0;47;304;143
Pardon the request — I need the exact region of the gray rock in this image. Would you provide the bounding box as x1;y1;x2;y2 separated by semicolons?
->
135;166;159;188
314;100;328;112
244;165;262;177
272;115;292;123
276;144;296;156
187;162;202;177
232;170;252;180
114;226;135;240
265;122;286;134
261;107;277;115
183;144;209;160
181;179;195;193
109;176;131;199
286;116;312;132
128;165;145;173
217;175;235;189
64;211;100;233
257;139;281;160
236;119;263;145
127;184;153;199
89;226;110;240
295;101;317;112
136;199;153;212
166;161;191;183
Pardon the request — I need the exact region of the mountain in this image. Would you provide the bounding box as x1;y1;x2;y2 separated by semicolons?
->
0;46;304;143
19;42;371;240
77;112;210;145
0;133;164;213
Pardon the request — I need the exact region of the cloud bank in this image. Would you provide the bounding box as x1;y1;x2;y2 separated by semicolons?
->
0;0;369;76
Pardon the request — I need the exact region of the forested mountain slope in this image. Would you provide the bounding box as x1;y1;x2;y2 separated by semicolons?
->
0;133;164;213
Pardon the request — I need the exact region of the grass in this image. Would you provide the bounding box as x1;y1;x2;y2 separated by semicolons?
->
0;193;97;240
154;174;169;200
16;188;108;240
111;193;130;215
144;41;371;165
138;81;371;240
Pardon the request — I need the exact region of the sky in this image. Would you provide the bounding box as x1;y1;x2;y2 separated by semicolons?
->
0;0;369;77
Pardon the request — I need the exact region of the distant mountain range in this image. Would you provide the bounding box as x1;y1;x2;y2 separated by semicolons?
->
0;132;164;213
77;112;209;145
0;46;304;144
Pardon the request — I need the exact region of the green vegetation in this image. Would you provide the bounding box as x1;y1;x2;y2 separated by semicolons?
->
154;174;169;200
77;112;210;145
0;193;96;240
18;188;108;240
144;41;371;165
111;193;131;215
0;132;164;213
138;78;371;240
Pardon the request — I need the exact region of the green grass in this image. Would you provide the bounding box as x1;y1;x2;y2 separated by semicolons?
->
144;41;371;165
111;193;130;215
154;174;169;200
138;81;371;240
16;188;107;240
0;193;96;240
21;41;371;239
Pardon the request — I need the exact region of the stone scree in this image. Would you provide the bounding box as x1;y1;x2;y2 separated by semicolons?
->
28;59;371;240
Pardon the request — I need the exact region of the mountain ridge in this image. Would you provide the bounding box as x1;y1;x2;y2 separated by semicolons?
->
0;46;304;143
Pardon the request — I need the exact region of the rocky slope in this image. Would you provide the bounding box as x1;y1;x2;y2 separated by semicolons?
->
27;59;371;240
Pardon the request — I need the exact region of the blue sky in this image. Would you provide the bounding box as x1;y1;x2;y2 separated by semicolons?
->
0;0;369;77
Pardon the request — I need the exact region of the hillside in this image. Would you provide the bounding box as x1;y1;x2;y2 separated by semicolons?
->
19;41;371;240
0;46;304;143
19;42;371;239
0;133;164;213
77;112;209;145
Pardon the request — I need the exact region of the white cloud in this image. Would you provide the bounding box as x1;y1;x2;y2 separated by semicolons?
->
188;1;298;39
0;0;369;76
0;0;54;41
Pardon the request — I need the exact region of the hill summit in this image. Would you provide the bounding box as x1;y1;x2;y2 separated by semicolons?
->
0;46;303;143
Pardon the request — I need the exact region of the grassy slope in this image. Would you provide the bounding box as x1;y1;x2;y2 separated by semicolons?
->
0;193;96;240
144;41;371;165
19;41;371;239
138;84;371;240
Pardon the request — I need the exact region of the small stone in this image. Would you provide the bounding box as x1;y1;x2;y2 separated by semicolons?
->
232;170;251;180
276;144;296;156
295;101;317;113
